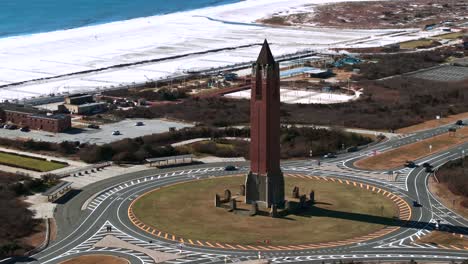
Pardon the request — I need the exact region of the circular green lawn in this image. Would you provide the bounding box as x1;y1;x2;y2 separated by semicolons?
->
132;176;398;246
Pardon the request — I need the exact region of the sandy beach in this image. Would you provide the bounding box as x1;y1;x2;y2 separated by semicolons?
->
0;0;445;101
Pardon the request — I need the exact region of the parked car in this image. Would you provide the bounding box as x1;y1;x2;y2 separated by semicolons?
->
112;130;121;136
20;126;30;132
224;165;237;171
455;120;464;126
412;201;422;207
88;124;100;129
135;121;144;126
8;124;17;130
323;153;337;158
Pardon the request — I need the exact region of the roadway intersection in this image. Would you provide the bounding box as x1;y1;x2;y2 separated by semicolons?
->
24;123;468;264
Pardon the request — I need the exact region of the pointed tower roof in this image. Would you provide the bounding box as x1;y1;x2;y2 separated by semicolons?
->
256;39;275;65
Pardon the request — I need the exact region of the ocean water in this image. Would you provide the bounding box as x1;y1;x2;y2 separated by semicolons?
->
0;0;240;38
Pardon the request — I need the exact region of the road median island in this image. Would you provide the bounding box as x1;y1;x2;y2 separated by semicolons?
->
417;231;468;250
397;112;468;134
355;127;468;170
130;175;401;248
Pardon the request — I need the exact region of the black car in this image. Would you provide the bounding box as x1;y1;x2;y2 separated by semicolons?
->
224;165;237;171
422;162;431;168
405;161;417;168
456;120;464;126
412;201;422;207
20;126;30;132
88;124;100;129
323;153;337;158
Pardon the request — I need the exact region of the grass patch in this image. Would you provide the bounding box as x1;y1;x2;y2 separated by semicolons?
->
400;39;434;49
132;176;398;246
436;32;464;40
355;127;468;170
0;152;67;172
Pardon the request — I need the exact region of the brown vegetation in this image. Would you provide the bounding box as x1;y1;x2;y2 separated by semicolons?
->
0;138;80;157
0;171;48;258
354;48;464;80
434;158;468;213
260;0;468;29
179;127;372;160
79;126;372;163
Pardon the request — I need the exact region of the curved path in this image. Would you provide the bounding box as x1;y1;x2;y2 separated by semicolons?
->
25;123;468;264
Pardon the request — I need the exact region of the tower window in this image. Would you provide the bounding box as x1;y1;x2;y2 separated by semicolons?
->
255;68;262;100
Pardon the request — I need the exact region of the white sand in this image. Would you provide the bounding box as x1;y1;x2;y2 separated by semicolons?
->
225;88;358;104
0;0;446;101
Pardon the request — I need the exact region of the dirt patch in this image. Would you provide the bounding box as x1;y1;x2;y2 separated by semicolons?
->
418;231;468;249
355;127;468;170
397;112;468;134
428;177;468;219
49;218;57;241
60;254;129;264
20;220;46;251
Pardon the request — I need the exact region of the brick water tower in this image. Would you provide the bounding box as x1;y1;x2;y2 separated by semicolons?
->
245;40;285;208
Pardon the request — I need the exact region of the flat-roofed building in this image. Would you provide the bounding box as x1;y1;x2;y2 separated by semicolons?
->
65;94;94;105
0;104;71;133
64;102;107;115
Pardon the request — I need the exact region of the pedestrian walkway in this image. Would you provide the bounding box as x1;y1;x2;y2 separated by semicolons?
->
62;165;149;189
62;221;225;264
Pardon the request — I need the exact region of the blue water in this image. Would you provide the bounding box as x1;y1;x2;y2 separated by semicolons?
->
0;0;241;38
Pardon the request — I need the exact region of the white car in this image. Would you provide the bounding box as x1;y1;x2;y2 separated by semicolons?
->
112;130;121;136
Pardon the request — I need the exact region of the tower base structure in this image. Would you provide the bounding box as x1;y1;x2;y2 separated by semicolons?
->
245;171;285;208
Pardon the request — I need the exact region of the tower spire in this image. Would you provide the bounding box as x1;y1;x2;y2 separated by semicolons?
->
256;39;275;65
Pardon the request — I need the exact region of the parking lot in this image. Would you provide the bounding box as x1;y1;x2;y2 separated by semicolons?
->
408;65;468;82
0;118;192;145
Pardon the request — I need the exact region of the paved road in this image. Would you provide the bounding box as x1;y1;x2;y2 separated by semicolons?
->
17;123;468;264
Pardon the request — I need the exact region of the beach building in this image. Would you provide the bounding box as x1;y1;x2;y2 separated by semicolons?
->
280;67;333;79
305;68;333;78
0;104;71;132
333;57;362;67
63;93;107;115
